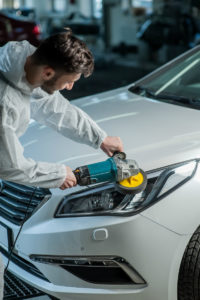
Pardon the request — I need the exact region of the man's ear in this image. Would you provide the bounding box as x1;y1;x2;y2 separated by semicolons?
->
42;66;55;81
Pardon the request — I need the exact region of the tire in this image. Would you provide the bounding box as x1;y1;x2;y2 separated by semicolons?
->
178;226;200;300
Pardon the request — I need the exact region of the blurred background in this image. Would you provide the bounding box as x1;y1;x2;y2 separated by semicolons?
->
0;0;200;100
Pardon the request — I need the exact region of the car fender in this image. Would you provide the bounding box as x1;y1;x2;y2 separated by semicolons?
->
141;162;200;235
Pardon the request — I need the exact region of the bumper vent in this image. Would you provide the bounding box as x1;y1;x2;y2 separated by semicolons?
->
62;261;133;284
4;270;45;300
0;180;51;225
30;255;146;285
61;258;145;285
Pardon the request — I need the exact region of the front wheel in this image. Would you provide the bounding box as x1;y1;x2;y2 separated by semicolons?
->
178;226;200;300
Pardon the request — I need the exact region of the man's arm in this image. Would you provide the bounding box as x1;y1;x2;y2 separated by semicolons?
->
31;90;123;155
0;103;69;188
31;90;107;149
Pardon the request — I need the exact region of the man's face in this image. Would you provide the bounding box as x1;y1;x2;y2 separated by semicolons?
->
41;72;81;95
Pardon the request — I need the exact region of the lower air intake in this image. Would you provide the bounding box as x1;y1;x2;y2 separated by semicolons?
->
30;255;146;285
4;270;45;299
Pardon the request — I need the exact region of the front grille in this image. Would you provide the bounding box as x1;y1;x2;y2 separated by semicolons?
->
4;270;45;299
0;181;51;225
0;246;49;282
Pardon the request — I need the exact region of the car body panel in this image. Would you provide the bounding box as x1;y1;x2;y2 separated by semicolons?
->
25;87;200;173
141;162;200;234
21;85;200;236
2;213;190;300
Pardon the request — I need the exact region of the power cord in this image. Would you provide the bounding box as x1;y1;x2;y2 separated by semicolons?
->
4;187;37;275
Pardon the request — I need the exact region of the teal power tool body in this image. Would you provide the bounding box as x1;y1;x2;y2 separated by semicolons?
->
73;152;147;195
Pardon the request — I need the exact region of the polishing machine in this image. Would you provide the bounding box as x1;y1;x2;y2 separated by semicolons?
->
73;152;147;194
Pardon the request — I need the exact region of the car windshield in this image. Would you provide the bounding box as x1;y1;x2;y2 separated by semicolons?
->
130;48;200;107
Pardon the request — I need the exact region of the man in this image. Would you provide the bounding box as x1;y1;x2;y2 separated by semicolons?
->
0;28;123;298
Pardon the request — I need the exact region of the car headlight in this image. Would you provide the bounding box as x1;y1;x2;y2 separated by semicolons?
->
55;160;197;217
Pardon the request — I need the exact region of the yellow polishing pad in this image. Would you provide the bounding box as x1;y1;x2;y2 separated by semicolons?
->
119;172;144;188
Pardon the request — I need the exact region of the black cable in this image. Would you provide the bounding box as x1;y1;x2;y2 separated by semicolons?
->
4;187;37;275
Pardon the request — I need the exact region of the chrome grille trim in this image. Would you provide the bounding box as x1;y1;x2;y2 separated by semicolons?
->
0;180;51;225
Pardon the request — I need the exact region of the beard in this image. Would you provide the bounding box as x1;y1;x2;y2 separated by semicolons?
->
41;74;60;95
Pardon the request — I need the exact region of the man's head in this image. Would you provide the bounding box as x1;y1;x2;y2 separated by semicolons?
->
26;28;94;94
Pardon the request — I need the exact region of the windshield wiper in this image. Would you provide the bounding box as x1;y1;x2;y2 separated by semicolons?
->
129;85;200;108
152;92;200;108
129;85;155;97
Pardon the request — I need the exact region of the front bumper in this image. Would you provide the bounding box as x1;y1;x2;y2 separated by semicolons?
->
0;212;191;300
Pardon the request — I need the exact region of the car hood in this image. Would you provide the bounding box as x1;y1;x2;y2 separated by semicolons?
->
21;86;200;175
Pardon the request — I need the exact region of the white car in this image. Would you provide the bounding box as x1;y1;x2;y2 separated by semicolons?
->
1;46;200;300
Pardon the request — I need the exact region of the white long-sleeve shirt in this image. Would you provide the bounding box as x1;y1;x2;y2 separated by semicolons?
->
0;40;107;188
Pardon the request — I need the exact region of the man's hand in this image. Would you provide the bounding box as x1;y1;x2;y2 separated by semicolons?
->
59;166;77;190
100;136;124;157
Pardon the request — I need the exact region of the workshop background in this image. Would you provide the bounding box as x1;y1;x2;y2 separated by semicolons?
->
0;0;199;101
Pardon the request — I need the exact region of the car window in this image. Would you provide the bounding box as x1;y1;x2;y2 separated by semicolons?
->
132;49;200;100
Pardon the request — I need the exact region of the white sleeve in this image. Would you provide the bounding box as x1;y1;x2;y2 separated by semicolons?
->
0;102;66;188
31;89;107;149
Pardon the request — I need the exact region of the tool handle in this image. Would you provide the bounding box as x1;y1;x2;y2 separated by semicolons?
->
73;166;91;186
112;151;126;159
73;170;80;184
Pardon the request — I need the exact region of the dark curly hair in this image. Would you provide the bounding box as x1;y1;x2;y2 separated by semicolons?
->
32;28;94;77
